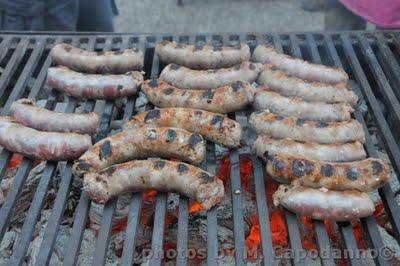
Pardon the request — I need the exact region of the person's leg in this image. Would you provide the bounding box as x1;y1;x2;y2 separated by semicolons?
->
77;0;117;32
325;0;367;30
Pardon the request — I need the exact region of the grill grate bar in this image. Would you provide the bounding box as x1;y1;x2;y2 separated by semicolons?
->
0;35;12;63
206;144;218;266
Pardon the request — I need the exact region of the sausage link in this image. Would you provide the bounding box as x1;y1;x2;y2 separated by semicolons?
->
47;66;143;100
84;159;224;210
273;184;375;221
141;79;254;113
266;153;389;191
253;136;366;162
253;89;354;122
249;110;365;144
155;41;250;69
159;62;263;90
10;98;99;134
73;127;205;177
258;65;358;105
123;108;242;148
50;43;143;73
252;44;348;84
0;117;91;161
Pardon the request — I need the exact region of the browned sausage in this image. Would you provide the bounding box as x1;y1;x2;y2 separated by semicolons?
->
84;159;224;210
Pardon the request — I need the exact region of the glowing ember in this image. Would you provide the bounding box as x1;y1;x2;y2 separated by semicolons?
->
300;216;317;251
264;178;280;204
270;210;288;248
245;215;261;260
143;190;157;201
112;217;128;234
216;154;253;187
7;154;23;170
189;202;203;213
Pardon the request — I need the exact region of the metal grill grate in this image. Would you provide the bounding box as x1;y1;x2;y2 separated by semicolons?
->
0;31;398;265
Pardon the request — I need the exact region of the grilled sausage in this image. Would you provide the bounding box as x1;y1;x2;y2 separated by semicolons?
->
0;117;91;161
252;44;348;84
266;153;389;191
273;184;375;221
253;136;366;162
10;98;99;135
123;108;242;148
84;159;224;210
73;127;205;177
47;66;143;100
50;43;143;73
253;89;353;122
155;41;250;69
159;62;263;90
249;110;365;144
141;79;254;113
258;65;358;105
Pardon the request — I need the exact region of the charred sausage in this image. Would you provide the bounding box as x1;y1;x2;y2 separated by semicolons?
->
0;117;91;161
273;184;375;221
253;89;354;122
253;136;366;162
50;43;143;73
141;79;254;113
73;127;205;177
47;66;143;100
252;44;348;84
10;98;99;135
83;159;224;210
258;65;358;105
266;153;389;192
249;110;365;144
159;62;263;90
155;41;250;69
123;108;242;148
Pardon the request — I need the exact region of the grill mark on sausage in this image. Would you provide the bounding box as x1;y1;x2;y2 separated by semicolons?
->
149;78;158;88
347;168;359;180
105;166;116;176
272;159;285;171
372;161;383;175
316;121;328;128
170;63;181;70
211;115;224;126
144;110;161;122
188;133;203;149
320;165;334;177
154;160;166;169
163;87;174;95
231;81;242;92
177;163;189;173
296;118;306;126
77;160;93;171
99;141;112;160
201;89;214;100
166;129;177;142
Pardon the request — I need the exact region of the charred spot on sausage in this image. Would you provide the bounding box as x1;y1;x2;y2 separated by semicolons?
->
231;81;242;92
296;118;306;126
347;168;358;180
166;129;177;142
194;110;203;116
188;133;202;149
211;115;224;127
154;160;166;169
170;63;180;70
292;159;313;177
316;121;328;128
276;115;284;120
144;110;160;122
113;50;124;55
177;163;188;173
272;159;285;171
202;89;214;100
77;161;92;171
372;161;383;175
104;166;116;176
148;78;158;88
117;85;123;91
99;141;112;160
200;172;212;182
194;44;203;51
320;165;334;177
163;87;174;95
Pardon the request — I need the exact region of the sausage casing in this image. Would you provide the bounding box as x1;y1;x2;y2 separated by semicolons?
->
253;136;366;162
254;89;354;122
266;153;389;192
50;43;143;73
258;65;358;105
10;98;99;135
141;79;254;113
155;41;250;69
47;66;143;100
73;127;205;177
273;184;375;221
84;159;224;210
123;108;242;148
252;44;348;84
159;62;263;90
0;117;91;161
249;110;365;144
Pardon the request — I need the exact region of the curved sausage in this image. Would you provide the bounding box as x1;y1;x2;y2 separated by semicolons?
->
73;127;205;177
0;117;91;161
10;98;99;135
253;89;354;122
159;62;263;90
141;79;254;113
83;159;224;210
252;44;348;84
273;184;375;221
50;43;143;73
253;136;366;162
266;153;389;192
155;41;250;69
47;66;143;100
123;108;242;148
258;65;358;105
249;110;365;144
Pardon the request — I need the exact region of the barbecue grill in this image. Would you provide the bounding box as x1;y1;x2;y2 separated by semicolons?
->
0;31;398;266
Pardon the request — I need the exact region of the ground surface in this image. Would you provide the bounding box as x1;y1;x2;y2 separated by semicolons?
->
114;0;324;34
